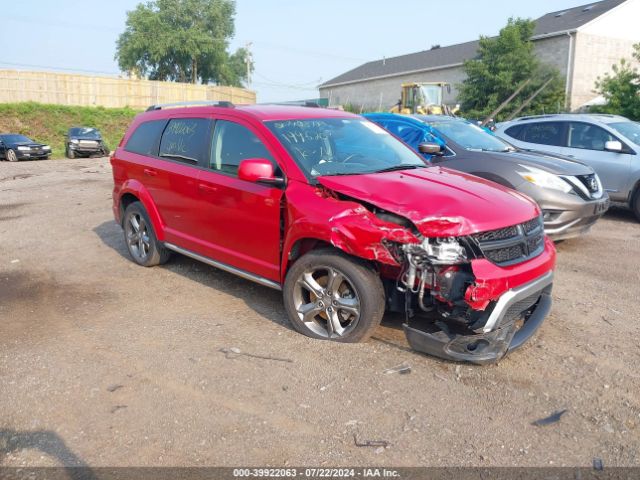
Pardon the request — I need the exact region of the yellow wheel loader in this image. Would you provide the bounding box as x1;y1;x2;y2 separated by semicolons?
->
390;82;460;116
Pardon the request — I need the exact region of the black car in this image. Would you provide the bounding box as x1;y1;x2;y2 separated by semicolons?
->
66;127;110;158
0;134;52;161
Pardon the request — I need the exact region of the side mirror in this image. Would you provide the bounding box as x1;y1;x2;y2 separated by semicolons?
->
238;158;285;186
418;142;444;156
605;140;623;152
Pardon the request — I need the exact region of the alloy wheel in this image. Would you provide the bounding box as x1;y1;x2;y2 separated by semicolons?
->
292;266;361;338
125;213;151;261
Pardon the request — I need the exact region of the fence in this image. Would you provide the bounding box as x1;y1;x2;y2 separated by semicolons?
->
0;70;256;109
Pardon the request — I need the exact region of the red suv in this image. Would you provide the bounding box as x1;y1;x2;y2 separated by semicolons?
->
111;102;556;364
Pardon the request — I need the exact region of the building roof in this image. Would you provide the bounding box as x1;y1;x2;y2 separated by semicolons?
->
320;0;628;88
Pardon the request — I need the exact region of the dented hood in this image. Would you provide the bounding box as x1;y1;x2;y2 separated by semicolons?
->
318;167;539;237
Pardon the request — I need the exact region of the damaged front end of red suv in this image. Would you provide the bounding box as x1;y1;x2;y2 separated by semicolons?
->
283;167;556;364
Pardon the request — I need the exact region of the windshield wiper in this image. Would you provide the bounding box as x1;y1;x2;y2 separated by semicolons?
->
373;165;424;174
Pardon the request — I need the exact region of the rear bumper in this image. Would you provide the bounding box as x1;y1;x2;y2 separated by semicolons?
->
404;271;553;364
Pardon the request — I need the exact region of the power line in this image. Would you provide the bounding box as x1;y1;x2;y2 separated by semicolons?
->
0;60;121;76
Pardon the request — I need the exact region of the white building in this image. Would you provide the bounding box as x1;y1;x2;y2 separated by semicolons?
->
319;0;640;111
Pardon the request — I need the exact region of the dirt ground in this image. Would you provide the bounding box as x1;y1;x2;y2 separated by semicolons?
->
1;157;639;468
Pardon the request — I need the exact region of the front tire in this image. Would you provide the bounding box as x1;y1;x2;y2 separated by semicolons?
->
6;149;18;162
66;147;76;159
122;202;171;267
283;249;385;343
632;189;640;222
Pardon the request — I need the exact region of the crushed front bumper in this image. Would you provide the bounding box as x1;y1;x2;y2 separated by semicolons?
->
403;271;554;364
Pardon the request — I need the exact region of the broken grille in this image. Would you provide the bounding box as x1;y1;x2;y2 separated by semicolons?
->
472;216;545;267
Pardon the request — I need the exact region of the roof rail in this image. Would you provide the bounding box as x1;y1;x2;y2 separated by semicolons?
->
515;114;557;121
145;100;235;112
259;101;322;108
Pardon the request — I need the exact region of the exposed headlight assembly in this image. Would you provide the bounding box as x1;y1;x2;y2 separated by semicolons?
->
517;165;572;193
404;237;468;265
70;139;79;144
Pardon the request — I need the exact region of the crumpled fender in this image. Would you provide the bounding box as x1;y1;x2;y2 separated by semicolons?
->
116;179;166;241
280;181;420;282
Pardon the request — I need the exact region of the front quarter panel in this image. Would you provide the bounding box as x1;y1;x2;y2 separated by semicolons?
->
280;180;421;283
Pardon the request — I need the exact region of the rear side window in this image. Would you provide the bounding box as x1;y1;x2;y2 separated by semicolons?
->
210;120;274;176
159;118;211;164
508;122;565;146
125;120;167;156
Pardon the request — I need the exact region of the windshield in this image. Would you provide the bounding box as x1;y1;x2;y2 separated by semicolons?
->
69;127;101;139
266;118;426;178
609;122;640;145
419;85;442;106
1;134;33;144
426;119;511;152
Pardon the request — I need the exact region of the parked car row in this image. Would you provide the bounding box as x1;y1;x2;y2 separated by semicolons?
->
495;114;640;220
0;127;109;161
363;113;611;240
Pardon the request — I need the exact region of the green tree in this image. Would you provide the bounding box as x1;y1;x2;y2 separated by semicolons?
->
458;18;565;121
591;44;640;120
115;0;253;86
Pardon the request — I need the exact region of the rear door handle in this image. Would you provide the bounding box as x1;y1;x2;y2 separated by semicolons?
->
143;168;158;177
198;183;218;193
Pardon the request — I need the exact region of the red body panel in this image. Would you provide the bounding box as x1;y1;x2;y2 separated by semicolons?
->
318;167;540;237
111;105;556;314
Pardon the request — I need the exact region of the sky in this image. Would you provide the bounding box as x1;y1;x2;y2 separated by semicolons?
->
0;0;596;103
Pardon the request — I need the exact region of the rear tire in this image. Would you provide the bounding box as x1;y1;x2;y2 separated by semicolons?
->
283;249;385;343
122;201;171;267
7;149;18;162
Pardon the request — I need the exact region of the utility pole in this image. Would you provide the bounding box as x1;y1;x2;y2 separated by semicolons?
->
504;77;554;122
481;79;531;126
245;42;253;88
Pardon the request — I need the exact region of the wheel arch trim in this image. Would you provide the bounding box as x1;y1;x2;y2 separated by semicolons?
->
117;180;166;241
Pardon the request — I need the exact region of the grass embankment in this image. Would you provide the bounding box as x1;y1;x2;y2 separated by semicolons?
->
0;102;140;159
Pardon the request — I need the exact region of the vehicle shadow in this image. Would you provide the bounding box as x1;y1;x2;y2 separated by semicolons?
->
93;220;409;339
604;205;638;224
93;220;291;332
0;429;96;479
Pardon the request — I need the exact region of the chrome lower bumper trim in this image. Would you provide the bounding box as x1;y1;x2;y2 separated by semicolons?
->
482;271;554;333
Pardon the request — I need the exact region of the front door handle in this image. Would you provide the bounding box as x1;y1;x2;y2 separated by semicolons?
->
143;168;158;177
198;183;218;193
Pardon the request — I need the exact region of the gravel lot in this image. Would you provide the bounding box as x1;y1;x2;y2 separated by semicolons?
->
1;157;639;468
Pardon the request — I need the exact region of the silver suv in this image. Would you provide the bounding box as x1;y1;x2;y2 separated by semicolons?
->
495;114;640;221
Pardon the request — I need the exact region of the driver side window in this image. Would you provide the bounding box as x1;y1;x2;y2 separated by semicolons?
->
210;120;274;176
567;122;617;151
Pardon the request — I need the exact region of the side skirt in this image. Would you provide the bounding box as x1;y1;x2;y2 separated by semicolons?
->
164;242;282;291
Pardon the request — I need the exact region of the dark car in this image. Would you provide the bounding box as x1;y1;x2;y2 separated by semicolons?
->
66;127;110;158
365;114;610;241
0;134;51;161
